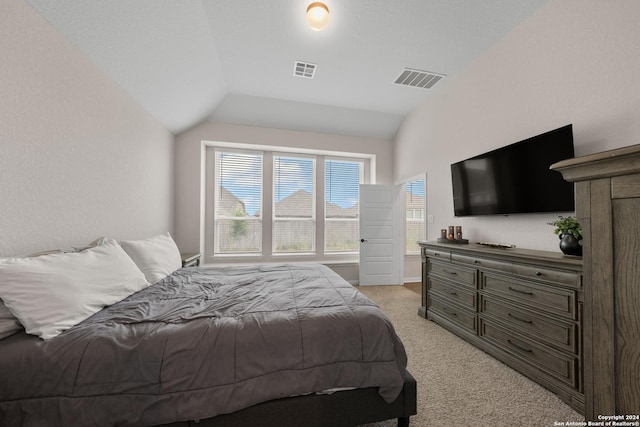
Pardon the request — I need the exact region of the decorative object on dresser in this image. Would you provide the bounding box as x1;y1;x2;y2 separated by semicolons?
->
476;242;516;249
436;225;469;244
418;241;584;413
436;237;469;244
551;143;640;422
548;216;583;257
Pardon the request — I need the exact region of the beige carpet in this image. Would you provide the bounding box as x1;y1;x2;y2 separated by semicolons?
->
357;285;583;427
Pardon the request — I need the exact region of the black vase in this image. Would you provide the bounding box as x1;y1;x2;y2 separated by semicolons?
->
559;234;582;256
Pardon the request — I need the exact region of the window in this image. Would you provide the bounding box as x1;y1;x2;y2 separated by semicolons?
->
273;155;315;253
405;178;425;254
406;209;423;220
325;159;363;253
214;151;263;254
207;144;371;262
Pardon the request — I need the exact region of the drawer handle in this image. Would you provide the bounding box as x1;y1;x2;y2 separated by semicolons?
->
473;260;480;264
508;286;534;296
434;253;440;257
508;313;533;324
535;271;543;277
442;307;457;316
442;269;458;275
446;289;458;296
507;339;533;353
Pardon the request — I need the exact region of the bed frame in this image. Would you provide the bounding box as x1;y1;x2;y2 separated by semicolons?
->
156;369;417;427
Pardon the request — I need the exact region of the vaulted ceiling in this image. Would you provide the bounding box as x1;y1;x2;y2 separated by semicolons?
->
26;0;547;139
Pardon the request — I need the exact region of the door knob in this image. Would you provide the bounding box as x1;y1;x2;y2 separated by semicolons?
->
360;239;367;243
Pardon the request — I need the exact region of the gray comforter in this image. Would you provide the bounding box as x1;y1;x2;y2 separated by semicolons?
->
0;264;408;427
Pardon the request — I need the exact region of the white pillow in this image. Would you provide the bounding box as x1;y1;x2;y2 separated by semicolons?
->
0;239;108;340
119;232;182;284
0;240;149;340
0;300;21;340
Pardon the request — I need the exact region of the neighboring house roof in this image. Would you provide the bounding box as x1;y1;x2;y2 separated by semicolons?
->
221;187;421;218
275;189;358;218
326;200;358;218
274;189;313;218
218;187;246;216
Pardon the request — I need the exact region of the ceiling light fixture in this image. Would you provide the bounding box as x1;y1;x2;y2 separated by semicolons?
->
306;2;329;31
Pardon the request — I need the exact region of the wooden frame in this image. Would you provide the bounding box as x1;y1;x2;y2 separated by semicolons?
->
155;370;417;427
552;143;640;420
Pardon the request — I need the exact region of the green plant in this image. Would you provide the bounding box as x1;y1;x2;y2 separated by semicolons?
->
230;205;248;238
548;215;582;240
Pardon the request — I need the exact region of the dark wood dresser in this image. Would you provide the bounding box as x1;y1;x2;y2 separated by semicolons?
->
419;241;584;412
552;143;640;421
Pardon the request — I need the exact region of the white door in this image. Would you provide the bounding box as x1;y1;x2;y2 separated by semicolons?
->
359;184;403;285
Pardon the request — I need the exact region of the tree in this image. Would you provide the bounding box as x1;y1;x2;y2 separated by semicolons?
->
230;204;248;238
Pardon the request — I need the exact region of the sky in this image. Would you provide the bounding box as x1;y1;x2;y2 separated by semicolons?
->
218;152;263;215
325;159;361;208
218;153;362;216
406;178;425;197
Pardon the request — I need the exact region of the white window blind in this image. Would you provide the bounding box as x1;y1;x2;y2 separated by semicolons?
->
405;178;425;254
214;151;263;254
325;159;363;253
273;155;316;253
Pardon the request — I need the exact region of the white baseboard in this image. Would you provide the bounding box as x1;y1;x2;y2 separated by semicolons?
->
357;283;405;286
404;276;421;283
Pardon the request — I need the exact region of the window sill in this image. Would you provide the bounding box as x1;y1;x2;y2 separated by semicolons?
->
204;253;359;267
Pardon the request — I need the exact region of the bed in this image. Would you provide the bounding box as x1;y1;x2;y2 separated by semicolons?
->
0;235;416;427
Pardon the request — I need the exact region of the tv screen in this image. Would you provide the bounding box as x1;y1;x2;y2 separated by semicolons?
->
451;125;575;217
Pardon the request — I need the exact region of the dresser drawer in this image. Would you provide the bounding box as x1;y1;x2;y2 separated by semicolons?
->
451;253;512;274
419;241;583;411
479;295;576;353
427;294;476;334
479;319;578;388
481;273;576;319
423;247;451;261
428;278;477;310
428;260;477;288
511;264;581;289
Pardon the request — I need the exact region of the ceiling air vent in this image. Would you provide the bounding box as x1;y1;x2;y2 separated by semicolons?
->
394;68;445;89
293;61;317;79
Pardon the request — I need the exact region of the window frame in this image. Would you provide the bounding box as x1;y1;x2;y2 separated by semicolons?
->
212;149;264;256
204;143;373;264
324;157;365;254
272;153;317;255
404;176;426;255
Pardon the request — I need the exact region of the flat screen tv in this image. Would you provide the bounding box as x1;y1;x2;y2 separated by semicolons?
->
451;124;575;217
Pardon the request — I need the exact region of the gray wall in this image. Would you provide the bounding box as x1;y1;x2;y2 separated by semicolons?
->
174;121;393;254
0;0;174;256
394;0;640;253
